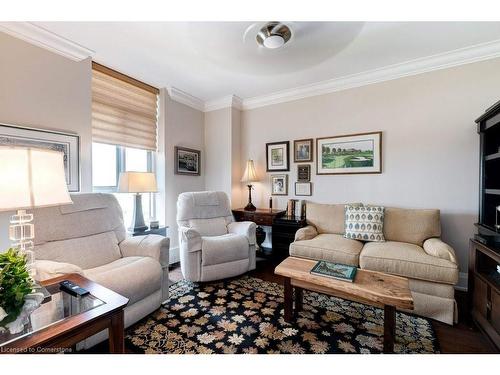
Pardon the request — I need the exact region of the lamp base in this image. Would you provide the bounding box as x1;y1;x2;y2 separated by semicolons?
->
244;202;256;211
129;193;148;232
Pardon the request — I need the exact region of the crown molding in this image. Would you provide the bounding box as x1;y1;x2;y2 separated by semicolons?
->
241;39;500;110
204;95;243;112
167;87;205;111
0;22;94;61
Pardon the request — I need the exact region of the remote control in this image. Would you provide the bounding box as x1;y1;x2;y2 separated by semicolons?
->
59;280;90;297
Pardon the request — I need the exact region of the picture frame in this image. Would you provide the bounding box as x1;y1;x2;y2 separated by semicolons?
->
297;164;311;182
0;123;80;191
175;146;201;176
316;131;382;175
271;174;288;195
295;182;312;196
294;138;313;162
266;141;290;172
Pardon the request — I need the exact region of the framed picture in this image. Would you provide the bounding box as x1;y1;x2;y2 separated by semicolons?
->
266;141;290;172
271;174;288;195
0;123;80;191
316;131;382;175
295;182;312;196
294;138;313;162
297;164;311;181
175;146;201;176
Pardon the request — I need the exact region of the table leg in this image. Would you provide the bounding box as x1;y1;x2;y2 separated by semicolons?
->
108;310;125;353
295;287;303;315
284;277;293;323
383;305;396;353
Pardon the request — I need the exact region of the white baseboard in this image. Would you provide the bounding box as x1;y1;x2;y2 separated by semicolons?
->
455;272;468;292
169;246;180;265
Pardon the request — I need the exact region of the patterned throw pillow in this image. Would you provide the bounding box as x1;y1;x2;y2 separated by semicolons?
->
344;205;385;242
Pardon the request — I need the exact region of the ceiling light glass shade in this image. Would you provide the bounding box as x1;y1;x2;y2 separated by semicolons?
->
241;159;258;183
118;171;158;193
0;147;72;211
263;35;285;49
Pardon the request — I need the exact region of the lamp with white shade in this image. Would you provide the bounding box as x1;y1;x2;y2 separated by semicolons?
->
241;159;258;211
0;147;73;278
118;171;157;232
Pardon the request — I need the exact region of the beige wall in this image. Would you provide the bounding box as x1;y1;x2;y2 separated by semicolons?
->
240;57;500;283
0;33;92;251
164;94;205;262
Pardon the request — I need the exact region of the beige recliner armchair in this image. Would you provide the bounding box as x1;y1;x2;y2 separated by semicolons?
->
177;191;256;282
32;193;169;349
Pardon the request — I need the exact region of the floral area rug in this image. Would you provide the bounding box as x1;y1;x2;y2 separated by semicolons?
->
125;276;439;354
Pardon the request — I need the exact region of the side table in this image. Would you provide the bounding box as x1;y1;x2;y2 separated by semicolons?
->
272;215;307;259
130;226;168;237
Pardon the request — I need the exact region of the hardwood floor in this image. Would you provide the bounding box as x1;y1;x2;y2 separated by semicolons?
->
89;258;498;354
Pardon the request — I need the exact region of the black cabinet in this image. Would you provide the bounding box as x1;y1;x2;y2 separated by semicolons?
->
271;216;307;259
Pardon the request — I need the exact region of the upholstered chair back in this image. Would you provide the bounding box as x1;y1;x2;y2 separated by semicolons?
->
176;191;234;237
32;193;126;269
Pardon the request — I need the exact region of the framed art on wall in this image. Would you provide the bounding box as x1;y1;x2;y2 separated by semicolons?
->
271;174;288;195
316;131;382;175
295;182;312;196
297;164;311;181
294;138;313;162
175;146;201;176
0;123;80;191
266;141;290;172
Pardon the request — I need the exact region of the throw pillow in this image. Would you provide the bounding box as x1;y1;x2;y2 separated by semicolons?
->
344;205;385;242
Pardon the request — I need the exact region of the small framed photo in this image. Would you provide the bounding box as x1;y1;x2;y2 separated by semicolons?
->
294;138;313;162
266;141;290;172
175;146;201;176
297;164;311;182
271;174;288;195
295;182;312;196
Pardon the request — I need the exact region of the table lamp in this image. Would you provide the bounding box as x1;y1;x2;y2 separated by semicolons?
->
0;147;73;279
241;159;258;211
118;171;157;232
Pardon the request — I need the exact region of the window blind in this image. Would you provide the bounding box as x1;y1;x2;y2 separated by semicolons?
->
91;62;159;151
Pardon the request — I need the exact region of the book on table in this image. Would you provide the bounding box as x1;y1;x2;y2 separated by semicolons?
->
310;260;357;282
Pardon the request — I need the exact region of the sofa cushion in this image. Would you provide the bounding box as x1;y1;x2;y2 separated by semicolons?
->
344;205;385;242
383;207;441;246
359;241;458;284
84;256;161;305
201;234;249;266
35;231;122;269
189;217;228;237
290;233;363;266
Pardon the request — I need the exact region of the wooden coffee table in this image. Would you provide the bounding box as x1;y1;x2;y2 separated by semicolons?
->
275;257;414;353
0;274;129;354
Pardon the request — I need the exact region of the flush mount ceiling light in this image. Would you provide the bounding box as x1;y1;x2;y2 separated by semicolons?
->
256;22;292;49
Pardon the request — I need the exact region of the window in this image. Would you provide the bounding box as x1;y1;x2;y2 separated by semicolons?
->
92;142;155;226
90;62;159;229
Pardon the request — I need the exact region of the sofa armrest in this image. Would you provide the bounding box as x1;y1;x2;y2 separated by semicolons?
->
423;238;457;263
120;234;170;267
179;226;202;253
227;221;256;245
294;225;318;241
34;259;83;282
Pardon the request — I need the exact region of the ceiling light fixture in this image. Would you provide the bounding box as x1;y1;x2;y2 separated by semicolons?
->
256;22;292;49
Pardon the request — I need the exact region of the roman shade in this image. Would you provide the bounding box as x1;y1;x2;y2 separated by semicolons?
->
91;62;159;151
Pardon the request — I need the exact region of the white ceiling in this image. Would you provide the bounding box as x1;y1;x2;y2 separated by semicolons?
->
29;21;500;105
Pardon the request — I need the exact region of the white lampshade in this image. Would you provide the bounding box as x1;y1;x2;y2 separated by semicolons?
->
241;159;258;183
0;147;72;211
118;172;157;193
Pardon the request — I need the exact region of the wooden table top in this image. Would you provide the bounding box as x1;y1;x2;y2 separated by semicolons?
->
275;257;414;310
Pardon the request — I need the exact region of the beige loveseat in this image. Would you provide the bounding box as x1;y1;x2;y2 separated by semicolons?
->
290;202;459;325
32;193;170;349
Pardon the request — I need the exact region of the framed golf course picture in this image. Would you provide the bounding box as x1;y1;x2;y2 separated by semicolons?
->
316;131;382;175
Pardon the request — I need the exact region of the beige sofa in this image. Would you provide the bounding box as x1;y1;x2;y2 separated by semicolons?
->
32;193;170;349
290;202;459;325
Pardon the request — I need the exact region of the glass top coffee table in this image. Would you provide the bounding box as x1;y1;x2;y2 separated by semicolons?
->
0;274;128;354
